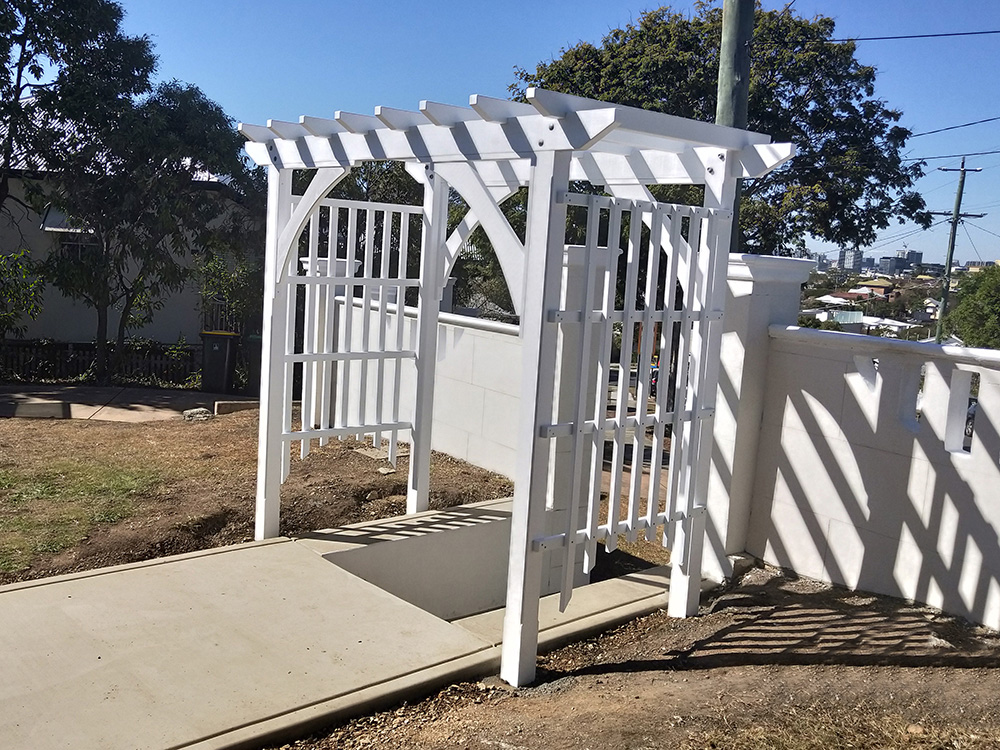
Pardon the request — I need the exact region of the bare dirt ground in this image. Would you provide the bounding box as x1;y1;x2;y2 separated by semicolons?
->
273;567;1000;750
3;410;1000;749
0;409;511;583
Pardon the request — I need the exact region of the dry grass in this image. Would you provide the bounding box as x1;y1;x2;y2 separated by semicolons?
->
0;410;512;582
0;459;161;571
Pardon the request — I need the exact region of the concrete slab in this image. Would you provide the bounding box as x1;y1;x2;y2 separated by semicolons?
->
0;500;705;750
455;566;674;648
0;385;254;422
297;500;514;620
0;540;492;750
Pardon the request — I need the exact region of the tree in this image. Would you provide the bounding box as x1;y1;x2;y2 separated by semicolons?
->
946;266;1000;349
34;81;258;381
0;247;42;339
511;3;931;255
0;0;155;220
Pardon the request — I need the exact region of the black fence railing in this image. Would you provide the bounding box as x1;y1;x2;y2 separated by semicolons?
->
0;340;201;385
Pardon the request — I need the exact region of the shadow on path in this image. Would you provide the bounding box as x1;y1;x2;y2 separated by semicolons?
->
537;573;1000;683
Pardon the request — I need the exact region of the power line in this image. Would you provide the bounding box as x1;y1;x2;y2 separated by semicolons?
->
911;116;1000;138
966;221;1000;241
866;219;950;250
962;222;984;263
903;149;1000;162
830;29;1000;42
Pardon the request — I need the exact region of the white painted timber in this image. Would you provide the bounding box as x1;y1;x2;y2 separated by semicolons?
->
247;88;792;688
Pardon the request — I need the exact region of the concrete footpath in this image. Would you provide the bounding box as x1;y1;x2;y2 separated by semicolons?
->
0;384;255;422
0;514;678;750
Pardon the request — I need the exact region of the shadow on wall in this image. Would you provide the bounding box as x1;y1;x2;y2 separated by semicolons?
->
746;331;1000;632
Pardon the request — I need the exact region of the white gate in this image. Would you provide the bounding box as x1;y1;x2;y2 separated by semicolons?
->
255;188;441;538
531;193;731;601
289;197;422;467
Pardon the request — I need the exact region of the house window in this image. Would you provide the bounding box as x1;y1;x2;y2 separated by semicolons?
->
58;234;100;262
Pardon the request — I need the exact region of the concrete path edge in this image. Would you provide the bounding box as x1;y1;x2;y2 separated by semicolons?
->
202;571;684;750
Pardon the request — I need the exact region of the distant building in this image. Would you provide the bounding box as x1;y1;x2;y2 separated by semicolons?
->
838;248;863;272
920;262;945;276
879;256;906;276
967;260;1000;273
857;279;895;296
861;256;876;270
897;248;922;267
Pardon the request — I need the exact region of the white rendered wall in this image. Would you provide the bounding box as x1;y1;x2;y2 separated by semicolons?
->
706;255;815;581
336;299;522;479
746;328;1000;631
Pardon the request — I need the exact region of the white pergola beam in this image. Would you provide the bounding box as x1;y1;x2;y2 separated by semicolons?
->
299;116;348;138
473;159;530;189
242;112;619;170
526;87;772;150
736;142;795;178
267;119;313;140
374;105;427;131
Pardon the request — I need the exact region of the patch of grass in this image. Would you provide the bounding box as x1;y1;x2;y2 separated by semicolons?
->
0;460;162;572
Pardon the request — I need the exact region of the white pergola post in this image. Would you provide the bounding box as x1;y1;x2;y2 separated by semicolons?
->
667;148;738;616
255;166;293;540
500;150;572;687
406;165;449;514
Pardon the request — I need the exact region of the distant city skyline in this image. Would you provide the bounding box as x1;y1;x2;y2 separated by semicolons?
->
117;0;1000;265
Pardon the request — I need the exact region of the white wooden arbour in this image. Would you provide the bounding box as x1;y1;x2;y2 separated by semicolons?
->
240;89;792;686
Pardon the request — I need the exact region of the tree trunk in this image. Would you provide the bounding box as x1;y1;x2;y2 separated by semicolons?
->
94;303;110;384
114;289;137;375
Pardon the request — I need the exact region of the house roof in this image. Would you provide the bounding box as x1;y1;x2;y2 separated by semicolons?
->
814;294;853;306
859;279;894;289
863;316;918;329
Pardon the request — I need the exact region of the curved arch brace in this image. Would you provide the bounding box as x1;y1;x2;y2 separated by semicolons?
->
434;162;524;315
273;167;351;282
443;211;478;280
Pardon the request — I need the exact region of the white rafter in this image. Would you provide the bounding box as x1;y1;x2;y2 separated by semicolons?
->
240;88;788;182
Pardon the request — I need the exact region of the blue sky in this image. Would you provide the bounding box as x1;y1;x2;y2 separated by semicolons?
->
118;0;1000;265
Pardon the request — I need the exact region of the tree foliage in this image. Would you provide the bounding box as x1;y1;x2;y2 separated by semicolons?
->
0;247;42;339
0;0;155;218
33;81;259;380
511;3;931;255
947;267;1000;349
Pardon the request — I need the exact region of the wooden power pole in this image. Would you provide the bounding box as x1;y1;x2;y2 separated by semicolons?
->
715;0;755;252
934;157;982;343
